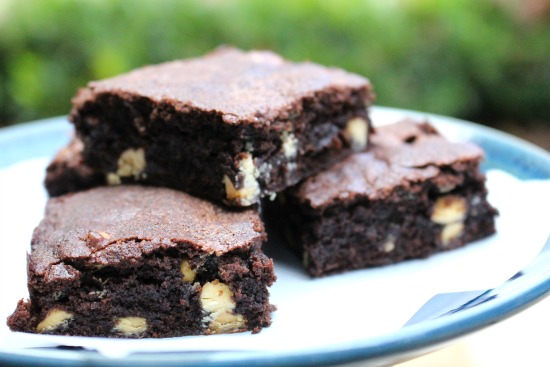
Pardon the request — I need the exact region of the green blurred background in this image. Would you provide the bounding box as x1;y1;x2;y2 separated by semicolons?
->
0;0;549;148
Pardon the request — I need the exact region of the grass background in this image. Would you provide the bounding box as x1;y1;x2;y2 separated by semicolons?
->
0;0;548;147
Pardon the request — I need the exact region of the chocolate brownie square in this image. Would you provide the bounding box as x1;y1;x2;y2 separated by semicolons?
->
68;47;374;206
270;119;498;277
44;138;104;197
7;186;275;337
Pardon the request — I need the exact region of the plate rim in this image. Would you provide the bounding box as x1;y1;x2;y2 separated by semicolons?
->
1;106;549;366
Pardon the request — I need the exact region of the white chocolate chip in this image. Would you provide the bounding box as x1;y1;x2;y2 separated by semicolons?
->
36;309;73;333
208;311;246;334
438;183;457;193
200;280;245;334
113;317;147;336
201;281;236;314
241;153;260;180
180;257;196;283
116;148;146;179
223;176;241;201
431;195;467;225
106;172;122;185
258;162;273;184
280;131;298;159
382;238;396;253
441;222;464;246
345;117;369;151
223;153;260;206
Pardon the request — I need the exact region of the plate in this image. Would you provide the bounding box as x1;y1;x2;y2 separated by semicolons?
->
0;106;549;367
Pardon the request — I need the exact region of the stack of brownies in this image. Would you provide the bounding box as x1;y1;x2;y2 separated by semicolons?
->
7;47;497;338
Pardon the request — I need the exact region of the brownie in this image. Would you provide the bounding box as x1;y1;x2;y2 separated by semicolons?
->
7;186;275;337
269;120;498;277
67;47;374;206
44;138;104;197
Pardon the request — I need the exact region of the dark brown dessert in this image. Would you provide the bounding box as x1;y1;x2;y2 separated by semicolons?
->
44;138;104;197
7;186;275;337
269;120;498;277
67;47;374;206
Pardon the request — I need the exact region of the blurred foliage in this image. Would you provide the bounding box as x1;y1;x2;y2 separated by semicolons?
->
0;0;549;127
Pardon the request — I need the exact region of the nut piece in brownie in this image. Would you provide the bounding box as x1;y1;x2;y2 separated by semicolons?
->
69;47;374;206
7;186;275;337
270;120;498;277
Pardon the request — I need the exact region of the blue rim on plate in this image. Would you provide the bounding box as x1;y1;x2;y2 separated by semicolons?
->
1;107;549;367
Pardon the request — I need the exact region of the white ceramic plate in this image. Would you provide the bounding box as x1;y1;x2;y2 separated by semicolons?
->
0;107;549;366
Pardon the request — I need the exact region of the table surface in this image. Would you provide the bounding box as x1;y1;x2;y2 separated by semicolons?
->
393;295;550;367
